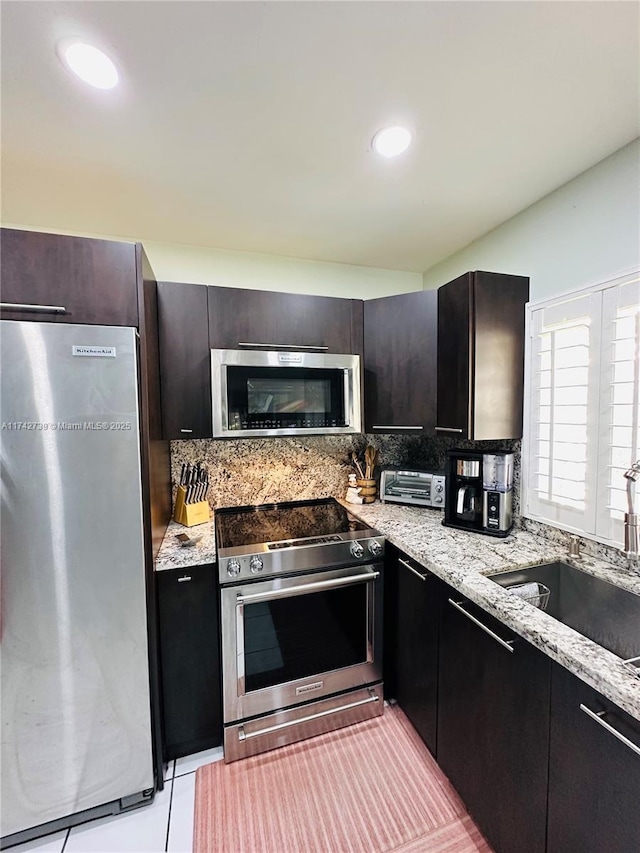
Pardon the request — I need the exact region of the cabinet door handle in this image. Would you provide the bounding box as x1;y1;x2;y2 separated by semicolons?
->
580;704;640;757
177;575;192;583
398;558;428;582
371;425;424;431
1;302;67;314
435;426;464;433
180;429;193;434
448;599;515;653
237;342;329;351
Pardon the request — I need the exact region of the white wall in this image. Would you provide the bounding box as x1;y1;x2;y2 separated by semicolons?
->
421;139;640;300
1;222;422;300
140;239;422;299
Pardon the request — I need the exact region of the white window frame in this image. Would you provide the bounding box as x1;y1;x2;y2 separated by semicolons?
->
522;266;640;549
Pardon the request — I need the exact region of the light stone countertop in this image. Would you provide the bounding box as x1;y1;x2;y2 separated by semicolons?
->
341;500;640;724
154;500;640;722
155;518;217;570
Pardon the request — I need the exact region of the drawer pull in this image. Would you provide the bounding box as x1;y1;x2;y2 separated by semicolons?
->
580;704;640;757
448;599;515;653
177;575;192;583
398;558;428;582
435;426;464;433
238;689;379;741
1;302;67;314
180;429;193;434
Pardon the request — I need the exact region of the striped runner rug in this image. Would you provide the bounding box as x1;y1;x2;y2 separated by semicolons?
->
193;704;493;852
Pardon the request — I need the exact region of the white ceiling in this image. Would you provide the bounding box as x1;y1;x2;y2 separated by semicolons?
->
2;1;639;273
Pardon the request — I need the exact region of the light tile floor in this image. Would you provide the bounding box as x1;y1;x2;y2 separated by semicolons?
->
10;747;224;853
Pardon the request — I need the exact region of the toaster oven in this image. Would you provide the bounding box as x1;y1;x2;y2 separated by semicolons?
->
380;468;445;508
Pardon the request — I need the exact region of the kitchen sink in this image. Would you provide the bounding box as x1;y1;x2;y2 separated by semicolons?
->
487;562;640;661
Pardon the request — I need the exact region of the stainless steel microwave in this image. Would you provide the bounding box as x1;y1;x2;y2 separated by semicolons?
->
211;348;362;438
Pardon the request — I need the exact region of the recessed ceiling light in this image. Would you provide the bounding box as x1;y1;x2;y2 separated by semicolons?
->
59;41;119;90
372;126;412;158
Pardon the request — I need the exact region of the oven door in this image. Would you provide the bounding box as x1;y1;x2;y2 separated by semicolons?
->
221;564;383;723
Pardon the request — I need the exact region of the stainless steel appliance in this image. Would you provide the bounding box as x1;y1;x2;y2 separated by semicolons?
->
482;452;514;535
1;321;154;847
443;449;514;536
380;467;445;508
217;498;384;762
211;348;361;438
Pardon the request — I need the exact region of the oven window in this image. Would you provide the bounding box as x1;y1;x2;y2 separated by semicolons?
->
243;583;367;693
226;366;347;430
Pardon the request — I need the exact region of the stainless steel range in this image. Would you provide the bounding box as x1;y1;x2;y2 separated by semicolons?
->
217;497;385;762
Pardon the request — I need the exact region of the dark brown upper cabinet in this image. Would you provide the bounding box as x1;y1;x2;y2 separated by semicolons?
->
207;285;363;355
157;281;212;440
436;271;529;440
0;228;139;327
363;289;437;434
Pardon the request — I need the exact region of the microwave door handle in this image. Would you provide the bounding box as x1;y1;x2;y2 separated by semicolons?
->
237;342;329;351
344;369;350;427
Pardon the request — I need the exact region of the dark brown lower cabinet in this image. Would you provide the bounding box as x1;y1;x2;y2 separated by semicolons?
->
392;548;440;755
547;664;640;853
157;564;222;760
437;591;550;853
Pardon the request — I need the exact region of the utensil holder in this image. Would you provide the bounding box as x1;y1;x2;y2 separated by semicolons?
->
356;478;377;503
174;485;210;527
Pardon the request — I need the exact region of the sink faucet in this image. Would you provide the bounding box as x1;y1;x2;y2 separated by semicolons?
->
624;460;640;568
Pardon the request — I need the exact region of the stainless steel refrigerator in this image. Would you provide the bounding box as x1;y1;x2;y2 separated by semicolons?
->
1;320;154;845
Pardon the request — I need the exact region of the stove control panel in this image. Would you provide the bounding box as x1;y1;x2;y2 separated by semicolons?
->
219;535;386;584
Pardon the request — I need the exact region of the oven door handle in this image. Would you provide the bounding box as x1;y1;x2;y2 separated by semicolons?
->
236;569;380;605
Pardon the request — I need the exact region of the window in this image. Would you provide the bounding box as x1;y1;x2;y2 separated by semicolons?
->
523;269;640;548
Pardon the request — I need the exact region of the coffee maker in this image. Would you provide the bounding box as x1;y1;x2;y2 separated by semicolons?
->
444;450;514;537
482;452;514;536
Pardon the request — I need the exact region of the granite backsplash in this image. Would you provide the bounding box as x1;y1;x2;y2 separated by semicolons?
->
171;435;625;566
169;433;520;511
169;434;626;569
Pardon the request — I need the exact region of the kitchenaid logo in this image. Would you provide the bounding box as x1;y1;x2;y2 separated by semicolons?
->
296;681;324;695
72;346;116;357
278;352;303;364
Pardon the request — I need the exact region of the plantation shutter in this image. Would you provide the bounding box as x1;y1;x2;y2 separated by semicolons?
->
596;275;640;543
524;269;640;548
525;291;601;533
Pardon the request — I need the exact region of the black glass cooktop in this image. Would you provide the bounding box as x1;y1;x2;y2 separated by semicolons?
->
215;497;369;550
